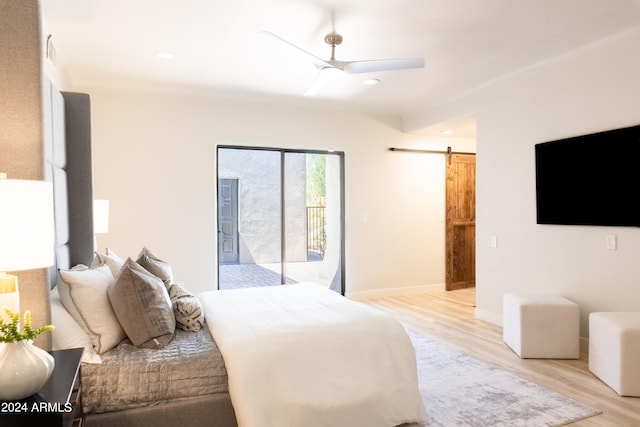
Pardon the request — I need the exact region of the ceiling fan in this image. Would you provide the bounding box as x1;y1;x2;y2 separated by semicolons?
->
262;31;425;96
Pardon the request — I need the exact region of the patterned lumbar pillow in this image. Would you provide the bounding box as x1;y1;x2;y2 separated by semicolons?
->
169;283;204;331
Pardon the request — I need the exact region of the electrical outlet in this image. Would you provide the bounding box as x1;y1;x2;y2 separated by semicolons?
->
606;234;617;250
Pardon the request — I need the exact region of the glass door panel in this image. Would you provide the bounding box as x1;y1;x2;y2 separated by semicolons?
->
217;147;282;289
284;152;343;292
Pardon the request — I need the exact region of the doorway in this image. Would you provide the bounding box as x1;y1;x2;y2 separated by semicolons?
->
445;153;476;291
218;178;239;264
216;146;345;294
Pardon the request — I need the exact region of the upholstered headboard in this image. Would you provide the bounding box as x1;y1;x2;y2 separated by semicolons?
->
43;79;94;287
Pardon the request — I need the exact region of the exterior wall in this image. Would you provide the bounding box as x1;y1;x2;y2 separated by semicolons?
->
318;155;342;288
283;152;308;263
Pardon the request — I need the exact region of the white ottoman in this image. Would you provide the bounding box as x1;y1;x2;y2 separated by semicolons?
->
589;312;640;397
503;293;579;359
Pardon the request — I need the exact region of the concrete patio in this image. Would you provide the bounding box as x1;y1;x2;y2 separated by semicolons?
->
218;261;327;290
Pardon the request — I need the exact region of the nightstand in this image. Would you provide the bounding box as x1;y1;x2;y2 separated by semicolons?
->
0;347;83;427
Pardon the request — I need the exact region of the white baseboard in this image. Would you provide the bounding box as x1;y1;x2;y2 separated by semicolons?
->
475;309;591;354
474;308;503;326
580;337;589;354
352;288;592;354
347;283;445;301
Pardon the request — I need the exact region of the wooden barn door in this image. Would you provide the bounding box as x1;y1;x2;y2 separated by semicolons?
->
446;154;476;291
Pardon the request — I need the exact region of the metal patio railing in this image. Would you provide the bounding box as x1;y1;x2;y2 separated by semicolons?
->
306;206;326;260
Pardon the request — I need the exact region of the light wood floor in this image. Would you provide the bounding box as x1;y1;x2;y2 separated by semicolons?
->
363;288;640;426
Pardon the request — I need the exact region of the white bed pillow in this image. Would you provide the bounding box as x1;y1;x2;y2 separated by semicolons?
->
57;264;126;354
50;287;102;364
92;248;125;277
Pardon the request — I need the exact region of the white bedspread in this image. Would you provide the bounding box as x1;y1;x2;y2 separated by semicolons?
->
199;284;427;427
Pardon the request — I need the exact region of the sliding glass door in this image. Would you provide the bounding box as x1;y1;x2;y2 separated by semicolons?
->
217;146;344;293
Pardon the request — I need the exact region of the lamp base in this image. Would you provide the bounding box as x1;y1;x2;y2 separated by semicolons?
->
0;272;20;322
0;272;17;293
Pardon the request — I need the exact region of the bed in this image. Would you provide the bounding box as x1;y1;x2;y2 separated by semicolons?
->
43;80;427;427
200;284;427;427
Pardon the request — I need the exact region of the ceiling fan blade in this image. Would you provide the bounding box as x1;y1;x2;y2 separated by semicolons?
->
303;74;332;97
260;31;331;70
343;58;425;74
303;66;344;96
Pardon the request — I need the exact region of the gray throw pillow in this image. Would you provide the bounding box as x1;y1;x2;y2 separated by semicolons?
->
108;258;175;348
136;247;174;290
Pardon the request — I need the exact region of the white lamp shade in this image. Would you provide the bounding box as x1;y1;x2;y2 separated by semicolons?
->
0;179;55;272
93;199;109;234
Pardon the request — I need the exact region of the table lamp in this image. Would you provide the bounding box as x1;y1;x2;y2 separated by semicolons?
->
0;173;55;322
93;199;109;234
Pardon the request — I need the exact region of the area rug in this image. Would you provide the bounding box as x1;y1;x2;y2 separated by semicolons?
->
407;330;601;426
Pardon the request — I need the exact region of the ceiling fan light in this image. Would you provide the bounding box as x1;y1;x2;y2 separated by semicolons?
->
319;66;344;80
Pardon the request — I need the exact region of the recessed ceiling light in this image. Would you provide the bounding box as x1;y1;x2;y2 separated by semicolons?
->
441;129;454;136
156;51;174;60
363;78;380;85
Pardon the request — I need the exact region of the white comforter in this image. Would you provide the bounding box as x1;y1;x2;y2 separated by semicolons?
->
199;284;427;427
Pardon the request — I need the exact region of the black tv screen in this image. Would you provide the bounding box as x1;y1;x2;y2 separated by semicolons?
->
535;124;640;227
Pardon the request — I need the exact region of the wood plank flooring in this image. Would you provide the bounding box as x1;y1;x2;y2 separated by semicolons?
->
363;288;640;426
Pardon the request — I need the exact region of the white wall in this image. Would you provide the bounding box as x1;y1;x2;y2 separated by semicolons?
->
68;86;465;297
408;26;640;335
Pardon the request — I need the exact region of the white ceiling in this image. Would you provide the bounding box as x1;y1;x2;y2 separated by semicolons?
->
40;0;640;138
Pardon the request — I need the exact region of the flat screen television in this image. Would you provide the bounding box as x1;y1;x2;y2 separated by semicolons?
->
535;124;640;227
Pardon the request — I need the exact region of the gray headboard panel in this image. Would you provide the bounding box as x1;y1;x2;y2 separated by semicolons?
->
43;80;94;286
63;91;94;268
